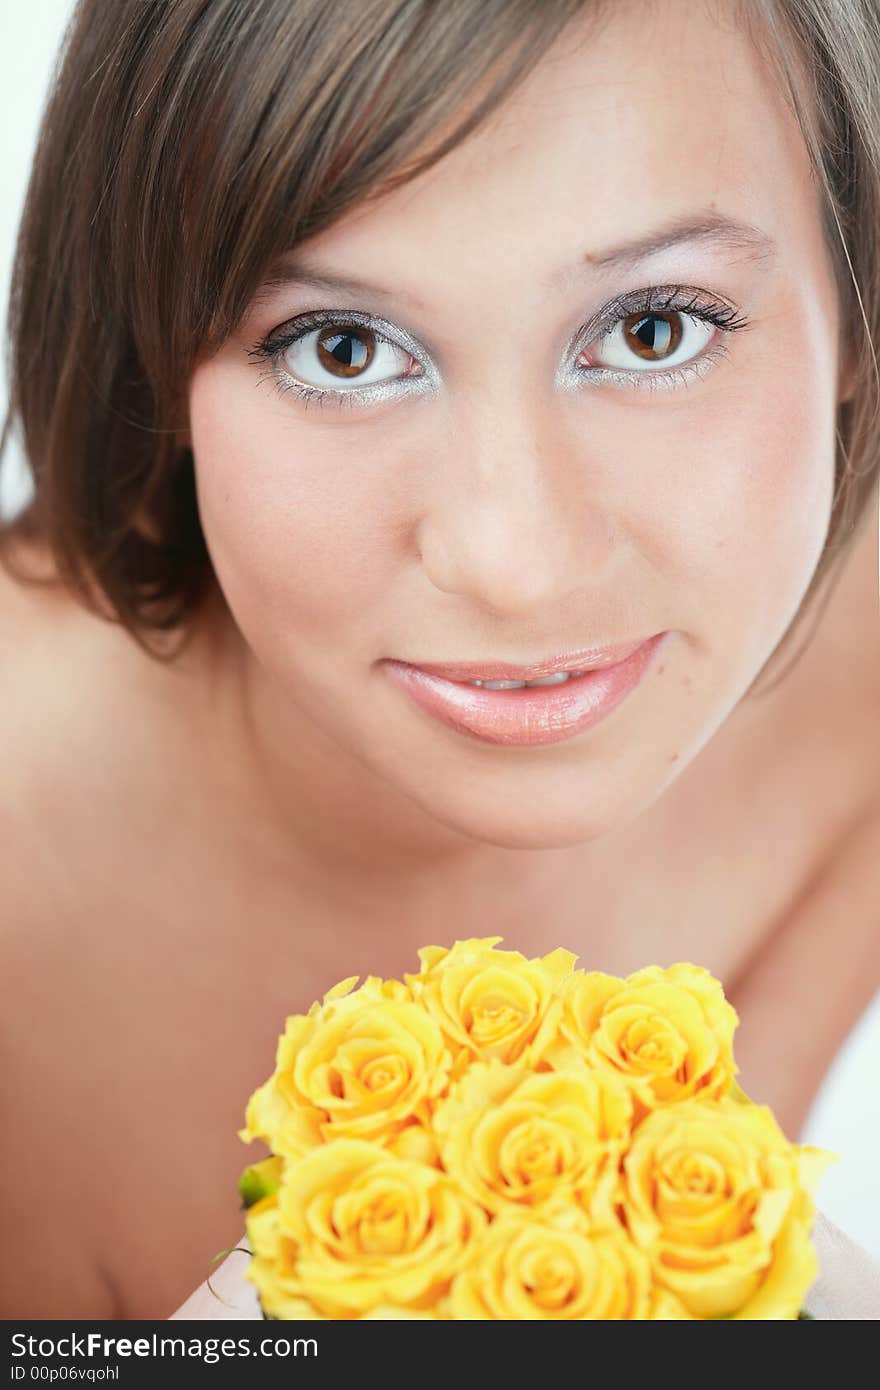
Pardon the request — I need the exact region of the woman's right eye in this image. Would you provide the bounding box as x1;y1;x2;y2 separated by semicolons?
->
250;284;747;409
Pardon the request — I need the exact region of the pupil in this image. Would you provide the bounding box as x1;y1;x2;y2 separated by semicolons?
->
625;311;681;360
638;318;666;350
317;325;374;377
329;333;365;367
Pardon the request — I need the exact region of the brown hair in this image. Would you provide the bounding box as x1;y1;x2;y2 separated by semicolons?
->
1;0;878;675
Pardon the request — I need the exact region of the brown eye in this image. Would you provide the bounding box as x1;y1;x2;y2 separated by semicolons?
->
621;311;683;361
280;318;417;393
582;305;717;377
316;324;376;378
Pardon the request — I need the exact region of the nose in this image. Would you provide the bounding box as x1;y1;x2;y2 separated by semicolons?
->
415;391;619;618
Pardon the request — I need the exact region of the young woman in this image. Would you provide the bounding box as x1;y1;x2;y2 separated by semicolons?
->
1;0;879;1319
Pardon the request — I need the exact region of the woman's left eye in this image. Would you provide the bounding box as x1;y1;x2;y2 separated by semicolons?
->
580;309;716;373
249;289;748;409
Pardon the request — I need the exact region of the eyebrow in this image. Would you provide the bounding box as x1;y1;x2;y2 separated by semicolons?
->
252;262;418;309
253;210;776;308
565;211;777;279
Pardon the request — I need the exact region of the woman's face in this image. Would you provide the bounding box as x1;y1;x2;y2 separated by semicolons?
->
188;0;844;854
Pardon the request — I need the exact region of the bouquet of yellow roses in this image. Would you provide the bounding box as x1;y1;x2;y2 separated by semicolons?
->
236;937;832;1319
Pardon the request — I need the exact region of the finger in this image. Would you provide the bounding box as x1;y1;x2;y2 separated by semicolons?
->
169;1243;262;1321
804;1209;880;1320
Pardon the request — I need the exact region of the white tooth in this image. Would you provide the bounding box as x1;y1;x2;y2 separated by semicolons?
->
481;679;527;690
569;669;586;677
524;672;571;687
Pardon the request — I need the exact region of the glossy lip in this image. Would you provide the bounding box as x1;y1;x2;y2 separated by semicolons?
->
406;638;651;683
381;632;669;747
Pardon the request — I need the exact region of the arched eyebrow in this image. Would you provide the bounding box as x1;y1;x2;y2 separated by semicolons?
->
565;211;777;279
252;263;413;309
253;210;776;308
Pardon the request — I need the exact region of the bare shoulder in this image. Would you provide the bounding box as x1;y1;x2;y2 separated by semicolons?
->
0;1136;122;1317
0;541;127;746
0;554;115;1312
0;546;243;1318
0;549;182;1317
0;548;95;908
0;541;205;833
0;538;210;984
0;957;122;1316
729;796;880;1133
705;513;880;1135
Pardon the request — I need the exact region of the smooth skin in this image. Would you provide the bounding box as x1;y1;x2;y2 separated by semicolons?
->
189;0;842;884
2;0;879;1319
174;0;879;1319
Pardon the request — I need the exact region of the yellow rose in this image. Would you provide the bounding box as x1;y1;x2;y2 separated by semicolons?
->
242;1196;445;1321
448;1212;681;1319
434;1060;631;1220
243;1197;444;1321
359;1306;442;1319
238;974;452;1154
249;1140;486;1319
404;936;577;1073
620;1097;835;1318
244;1189;308;1320
544;963;738;1111
387;1122;442;1167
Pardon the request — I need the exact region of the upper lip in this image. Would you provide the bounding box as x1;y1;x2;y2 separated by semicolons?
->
397;637;656;683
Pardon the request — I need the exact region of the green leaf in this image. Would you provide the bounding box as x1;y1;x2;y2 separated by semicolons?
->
239;1156;282;1208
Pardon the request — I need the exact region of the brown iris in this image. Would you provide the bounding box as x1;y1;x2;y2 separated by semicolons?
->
622;310;683;361
316;324;376;378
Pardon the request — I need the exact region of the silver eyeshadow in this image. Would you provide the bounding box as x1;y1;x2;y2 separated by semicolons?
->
247;286;750;410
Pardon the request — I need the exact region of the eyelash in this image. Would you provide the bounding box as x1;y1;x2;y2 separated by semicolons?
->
246;285;751;412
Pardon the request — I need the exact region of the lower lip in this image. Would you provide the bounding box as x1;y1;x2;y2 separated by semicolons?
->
381;633;668;747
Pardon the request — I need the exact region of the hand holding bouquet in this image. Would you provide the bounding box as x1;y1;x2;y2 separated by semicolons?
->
236;938;833;1320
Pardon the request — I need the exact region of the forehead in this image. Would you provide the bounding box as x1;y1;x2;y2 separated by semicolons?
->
282;0;820;306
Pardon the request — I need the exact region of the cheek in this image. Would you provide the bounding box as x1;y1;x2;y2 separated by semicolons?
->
188;358;399;646
618;307;837;650
719;314;836;621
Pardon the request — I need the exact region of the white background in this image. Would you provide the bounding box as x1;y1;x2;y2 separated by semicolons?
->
2;1;879;1259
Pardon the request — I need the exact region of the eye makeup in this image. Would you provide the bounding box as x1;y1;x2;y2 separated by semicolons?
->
559;284;751;394
246;283;751;412
247;309;436;413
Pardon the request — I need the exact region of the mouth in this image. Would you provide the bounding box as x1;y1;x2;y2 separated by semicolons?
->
404;638;653;686
380;632;669;747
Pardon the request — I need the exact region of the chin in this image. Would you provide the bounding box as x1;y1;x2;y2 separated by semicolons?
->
418;789;650;854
